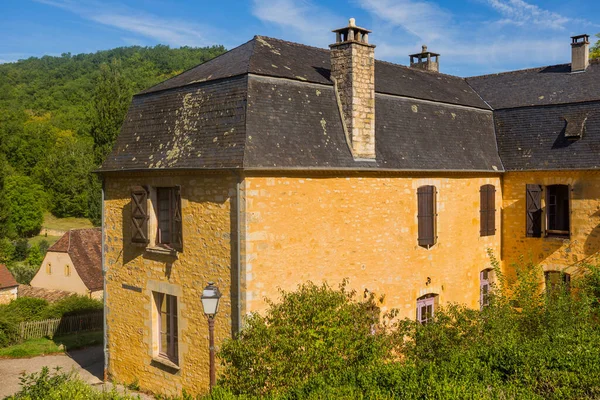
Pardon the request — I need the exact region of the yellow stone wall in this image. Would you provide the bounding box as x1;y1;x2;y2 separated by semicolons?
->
502;171;600;274
243;174;502;319
104;172;237;396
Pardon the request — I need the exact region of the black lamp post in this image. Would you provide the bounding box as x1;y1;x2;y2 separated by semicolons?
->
201;281;222;391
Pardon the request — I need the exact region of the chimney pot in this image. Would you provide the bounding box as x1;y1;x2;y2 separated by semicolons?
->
409;44;440;73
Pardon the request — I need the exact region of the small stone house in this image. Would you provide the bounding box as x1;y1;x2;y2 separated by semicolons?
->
31;228;103;299
0;264;18;304
98;20;600;395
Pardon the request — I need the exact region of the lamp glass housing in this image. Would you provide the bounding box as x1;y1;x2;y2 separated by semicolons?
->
201;283;222;317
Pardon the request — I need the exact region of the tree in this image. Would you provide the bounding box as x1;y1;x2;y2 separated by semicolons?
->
0;175;45;237
591;33;600;60
33;135;95;218
89;59;133;166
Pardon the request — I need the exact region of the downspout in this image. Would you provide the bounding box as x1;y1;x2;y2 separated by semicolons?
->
235;172;243;334
101;178;108;381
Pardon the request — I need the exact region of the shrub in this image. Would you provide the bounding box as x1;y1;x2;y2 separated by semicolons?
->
0;316;19;347
44;295;103;319
218;280;392;397
8;262;39;285
0;297;49;322
6;367;138;399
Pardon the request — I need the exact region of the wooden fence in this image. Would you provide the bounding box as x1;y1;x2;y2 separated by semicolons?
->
19;311;103;340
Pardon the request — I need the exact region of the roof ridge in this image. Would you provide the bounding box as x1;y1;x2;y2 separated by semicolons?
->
467;63;571;79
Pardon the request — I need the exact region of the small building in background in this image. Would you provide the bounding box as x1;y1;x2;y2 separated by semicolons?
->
30;228;103;299
0;264;18;304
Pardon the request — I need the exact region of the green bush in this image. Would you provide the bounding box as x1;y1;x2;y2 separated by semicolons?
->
0;316;19;347
0;297;49;322
8;262;39;285
212;256;600;400
44;295;103;319
6;367;138;399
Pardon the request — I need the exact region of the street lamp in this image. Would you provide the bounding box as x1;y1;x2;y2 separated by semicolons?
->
201;281;222;391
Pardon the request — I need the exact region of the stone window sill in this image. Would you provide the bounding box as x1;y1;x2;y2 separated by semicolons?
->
152;355;180;370
146;246;178;257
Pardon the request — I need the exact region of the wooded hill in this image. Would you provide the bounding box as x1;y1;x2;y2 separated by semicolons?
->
0;44;226;236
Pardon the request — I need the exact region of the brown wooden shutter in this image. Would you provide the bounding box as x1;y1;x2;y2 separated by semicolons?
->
526;184;543;237
171;186;183;251
131;186;149;244
417;185;436;247
480;184;496;236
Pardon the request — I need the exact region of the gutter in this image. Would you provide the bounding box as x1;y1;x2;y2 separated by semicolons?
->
101;179;108;381
235;172;243;334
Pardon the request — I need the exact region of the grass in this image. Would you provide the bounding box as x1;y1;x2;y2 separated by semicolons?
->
0;331;103;358
42;212;94;232
28;234;61;247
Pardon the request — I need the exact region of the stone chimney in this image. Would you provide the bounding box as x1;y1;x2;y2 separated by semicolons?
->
330;18;376;160
571;34;590;72
409;45;440;73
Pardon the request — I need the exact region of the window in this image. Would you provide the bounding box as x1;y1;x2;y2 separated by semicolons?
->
480;185;496;236
545;271;570;296
417;185;436;248
546;185;570;236
480;269;494;308
416;294;438;324
526;184;571;238
46;263;52;275
130;185;183;251
155;292;178;363
64;265;71;277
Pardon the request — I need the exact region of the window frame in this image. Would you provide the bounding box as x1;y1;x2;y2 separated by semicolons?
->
480;268;494;309
155;292;179;364
544;271;571;296
545;184;570;237
46;263;52;275
416;294;438;324
64;265;70;277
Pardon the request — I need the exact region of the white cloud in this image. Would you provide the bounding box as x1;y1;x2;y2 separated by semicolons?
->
251;0;339;47
486;0;571;29
34;0;227;47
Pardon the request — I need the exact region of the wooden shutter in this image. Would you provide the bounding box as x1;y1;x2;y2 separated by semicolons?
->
526;184;543;237
171;186;183;251
131;186;149;244
417;185;436;247
480;184;496;236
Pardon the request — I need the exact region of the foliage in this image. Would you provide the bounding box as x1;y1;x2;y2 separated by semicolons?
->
5;366;137;399
214;258;600;399
0;297;49;322
0;316;19;348
7;263;39;285
44;295;103;319
26;245;44;268
591;33;600;60
218;280;393;397
0;175;45;238
0;237;15;264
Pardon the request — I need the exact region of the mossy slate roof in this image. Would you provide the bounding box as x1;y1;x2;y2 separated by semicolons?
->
99;36;600;173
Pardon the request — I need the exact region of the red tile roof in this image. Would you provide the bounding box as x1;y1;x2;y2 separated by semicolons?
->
0;264;18;290
48;228;102;291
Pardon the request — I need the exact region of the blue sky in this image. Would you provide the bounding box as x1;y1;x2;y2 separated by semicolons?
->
0;0;598;76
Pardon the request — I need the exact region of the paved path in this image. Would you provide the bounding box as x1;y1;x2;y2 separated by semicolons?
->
0;346;151;399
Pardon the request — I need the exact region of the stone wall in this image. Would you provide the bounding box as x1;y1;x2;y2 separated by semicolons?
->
0;287;17;304
243;173;502;319
502;171;600;274
104;172;237;396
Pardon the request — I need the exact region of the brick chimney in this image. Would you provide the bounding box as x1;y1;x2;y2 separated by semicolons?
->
409;45;439;73
330;18;376;160
571;34;590;72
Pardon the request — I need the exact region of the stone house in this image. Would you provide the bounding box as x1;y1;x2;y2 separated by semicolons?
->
98;20;599;395
30;228;103;299
0;264;18;304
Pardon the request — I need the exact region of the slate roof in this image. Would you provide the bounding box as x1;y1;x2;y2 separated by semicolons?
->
100;36;502;173
467;59;600;110
48;228;103;291
0;264;18;290
493;101;600;171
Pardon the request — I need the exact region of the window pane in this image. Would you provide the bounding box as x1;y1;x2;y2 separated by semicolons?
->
157;188;171;244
